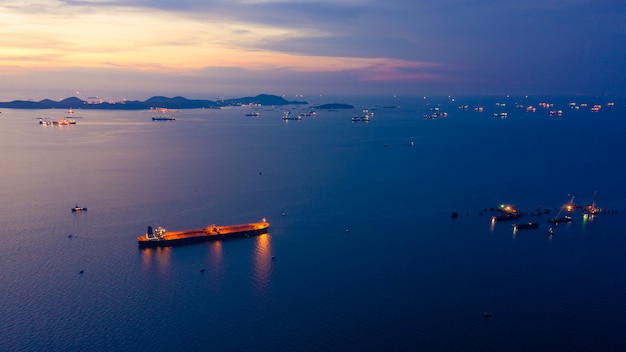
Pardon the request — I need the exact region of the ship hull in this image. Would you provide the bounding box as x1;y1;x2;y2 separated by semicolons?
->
513;223;539;230
137;222;270;247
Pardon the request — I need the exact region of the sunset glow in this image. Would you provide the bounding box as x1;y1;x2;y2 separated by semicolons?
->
1;0;624;99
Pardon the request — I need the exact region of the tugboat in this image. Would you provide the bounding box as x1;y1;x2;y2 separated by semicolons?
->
71;205;87;212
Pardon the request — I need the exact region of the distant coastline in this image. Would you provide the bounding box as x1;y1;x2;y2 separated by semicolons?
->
0;94;309;110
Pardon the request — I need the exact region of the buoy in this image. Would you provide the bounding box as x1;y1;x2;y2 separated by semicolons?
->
200;269;205;273
483;312;492;318
79;270;84;274
68;235;73;238
345;229;349;233
281;212;286;216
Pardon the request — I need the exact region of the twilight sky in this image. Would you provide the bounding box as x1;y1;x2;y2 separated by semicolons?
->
1;0;625;100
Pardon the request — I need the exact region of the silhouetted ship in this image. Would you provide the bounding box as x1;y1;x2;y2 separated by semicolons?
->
548;216;572;224
513;222;539;230
137;218;270;247
550;195;575;224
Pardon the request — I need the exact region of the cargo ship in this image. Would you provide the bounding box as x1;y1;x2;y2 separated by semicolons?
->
137;218;270;247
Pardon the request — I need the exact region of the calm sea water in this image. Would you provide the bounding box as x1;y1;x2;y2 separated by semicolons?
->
1;96;625;351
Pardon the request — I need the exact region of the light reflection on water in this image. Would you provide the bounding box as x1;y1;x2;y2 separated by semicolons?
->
141;246;172;274
252;233;273;293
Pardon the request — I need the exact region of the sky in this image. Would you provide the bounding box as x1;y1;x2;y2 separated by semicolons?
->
1;0;625;101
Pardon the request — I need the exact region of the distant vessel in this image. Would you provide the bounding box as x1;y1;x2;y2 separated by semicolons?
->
492;204;520;221
550;195;575;224
513;222;539;230
137;218;270;247
72;205;87;212
583;191;601;215
548;216;572;224
282;111;301;120
152;116;176;121
351;114;370;122
548;196;577;225
245;112;260;117
39;117;76;125
299;111;317;117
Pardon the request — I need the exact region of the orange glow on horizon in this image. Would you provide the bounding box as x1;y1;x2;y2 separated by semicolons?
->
0;3;439;79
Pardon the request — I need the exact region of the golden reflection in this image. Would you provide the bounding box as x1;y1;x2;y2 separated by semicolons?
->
253;233;272;293
490;216;496;232
140;246;172;273
208;241;223;270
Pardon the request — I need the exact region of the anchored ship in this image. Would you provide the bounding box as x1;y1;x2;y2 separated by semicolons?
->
137;218;270;247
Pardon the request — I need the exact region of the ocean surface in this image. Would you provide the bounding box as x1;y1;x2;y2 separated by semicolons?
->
1;95;625;351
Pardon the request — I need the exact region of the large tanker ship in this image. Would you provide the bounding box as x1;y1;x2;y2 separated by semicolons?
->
137;218;270;247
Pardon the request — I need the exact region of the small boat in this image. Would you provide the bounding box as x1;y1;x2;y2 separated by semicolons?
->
244;112;260;117
71;205;87;212
513;222;539;230
152;116;176;121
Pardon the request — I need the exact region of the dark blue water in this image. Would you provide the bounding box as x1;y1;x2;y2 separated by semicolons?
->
1;96;625;351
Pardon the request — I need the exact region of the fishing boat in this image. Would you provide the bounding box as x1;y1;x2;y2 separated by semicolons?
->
152;116;176;121
137;218;270;247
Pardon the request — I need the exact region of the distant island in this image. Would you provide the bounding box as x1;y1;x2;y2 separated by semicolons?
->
313;103;354;109
0;94;308;110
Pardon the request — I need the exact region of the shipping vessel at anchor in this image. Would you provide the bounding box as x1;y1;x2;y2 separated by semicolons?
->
137;218;270;247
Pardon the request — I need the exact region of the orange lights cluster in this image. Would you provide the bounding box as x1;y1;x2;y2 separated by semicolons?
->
591;105;602;112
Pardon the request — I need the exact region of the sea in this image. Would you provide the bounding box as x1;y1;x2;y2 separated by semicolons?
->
1;95;625;351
